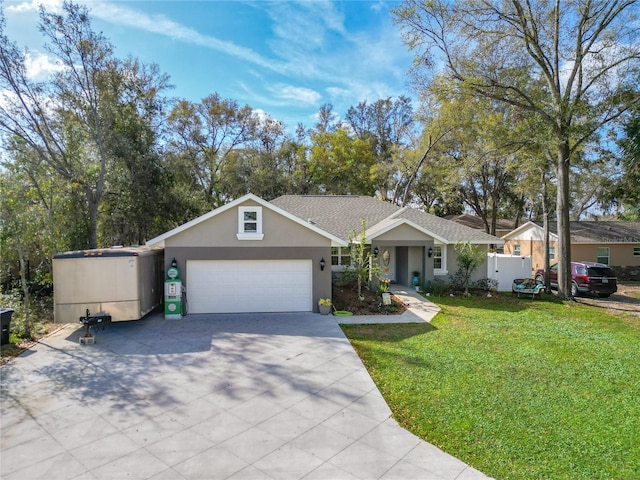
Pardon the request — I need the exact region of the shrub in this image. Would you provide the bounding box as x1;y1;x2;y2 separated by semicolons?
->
474;278;499;292
422;278;449;296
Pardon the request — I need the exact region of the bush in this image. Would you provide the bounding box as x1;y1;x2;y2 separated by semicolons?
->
473;278;499;292
422;278;449;296
0;291;53;342
335;269;358;288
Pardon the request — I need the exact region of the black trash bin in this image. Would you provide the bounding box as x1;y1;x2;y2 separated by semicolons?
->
1;308;14;345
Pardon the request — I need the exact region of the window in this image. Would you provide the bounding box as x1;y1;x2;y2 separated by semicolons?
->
513;244;521;256
634;246;640;257
596;247;610;265
548;246;555;260
331;247;351;267
237;206;263;240
433;245;448;274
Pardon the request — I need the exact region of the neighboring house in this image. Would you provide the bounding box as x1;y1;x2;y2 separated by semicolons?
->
147;194;503;314
446;213;520;238
501;221;640;277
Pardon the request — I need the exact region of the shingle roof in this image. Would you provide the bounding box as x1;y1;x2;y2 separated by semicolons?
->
446;214;519;231
561;221;640;243
504;220;640;243
270;195;503;245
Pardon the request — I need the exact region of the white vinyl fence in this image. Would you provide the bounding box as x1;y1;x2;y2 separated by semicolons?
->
487;253;533;291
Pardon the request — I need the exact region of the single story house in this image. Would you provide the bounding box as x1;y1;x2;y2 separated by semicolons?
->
146;194;503;314
446;213;520;238
501;220;640;277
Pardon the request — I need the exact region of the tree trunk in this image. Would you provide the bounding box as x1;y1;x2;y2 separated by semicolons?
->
556;140;573;299
17;245;32;339
86;186;100;249
541;173;551;292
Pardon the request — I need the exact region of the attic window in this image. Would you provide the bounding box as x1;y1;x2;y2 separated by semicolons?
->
237;206;264;240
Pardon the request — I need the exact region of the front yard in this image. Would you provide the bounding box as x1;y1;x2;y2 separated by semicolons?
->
341;294;640;480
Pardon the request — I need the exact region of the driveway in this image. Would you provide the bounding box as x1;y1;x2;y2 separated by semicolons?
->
1;313;489;480
574;282;640;316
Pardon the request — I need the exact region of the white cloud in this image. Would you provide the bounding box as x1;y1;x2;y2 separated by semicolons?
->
85;1;285;73
6;0;63;13
24;51;66;80
269;84;321;105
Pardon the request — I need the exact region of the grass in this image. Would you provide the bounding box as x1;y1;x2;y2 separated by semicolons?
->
341;294;640;480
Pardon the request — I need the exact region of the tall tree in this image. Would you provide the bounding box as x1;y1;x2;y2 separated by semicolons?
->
346;97;415;200
394;0;640;298
308;128;376;195
166;94;258;209
609;103;640;218
0;2;169;248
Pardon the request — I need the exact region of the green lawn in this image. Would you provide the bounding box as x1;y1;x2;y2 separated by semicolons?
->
341;294;640;480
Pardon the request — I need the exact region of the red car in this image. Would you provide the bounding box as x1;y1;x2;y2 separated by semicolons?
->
535;261;617;298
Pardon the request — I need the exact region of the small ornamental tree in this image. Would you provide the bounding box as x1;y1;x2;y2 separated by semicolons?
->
454;242;486;295
347;219;380;300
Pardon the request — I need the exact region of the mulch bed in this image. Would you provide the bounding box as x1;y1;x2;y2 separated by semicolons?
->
331;284;408;315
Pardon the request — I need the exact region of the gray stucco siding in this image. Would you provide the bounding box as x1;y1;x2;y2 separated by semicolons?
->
374;223;435;243
435;245;491;285
165;201;329;248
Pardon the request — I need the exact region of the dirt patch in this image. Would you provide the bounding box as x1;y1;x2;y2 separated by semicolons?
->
574;282;640;316
332;284;408;315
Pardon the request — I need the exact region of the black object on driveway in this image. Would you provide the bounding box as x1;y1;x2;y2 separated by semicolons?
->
1;308;14;345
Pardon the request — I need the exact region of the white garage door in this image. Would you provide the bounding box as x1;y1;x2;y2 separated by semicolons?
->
187;259;313;314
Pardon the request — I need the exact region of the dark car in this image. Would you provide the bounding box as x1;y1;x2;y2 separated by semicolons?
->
535;261;617;298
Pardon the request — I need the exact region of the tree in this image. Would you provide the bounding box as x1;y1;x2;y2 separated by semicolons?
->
0;2;169;248
308;128;376;195
394;0;640;298
167;94;258;209
346;219;379;301
609;103;640;218
345;97;415;200
454;242;486;296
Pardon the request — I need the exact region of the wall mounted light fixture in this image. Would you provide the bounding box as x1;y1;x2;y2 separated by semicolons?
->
320;257;326;271
373;246;379;258
428;247;434;258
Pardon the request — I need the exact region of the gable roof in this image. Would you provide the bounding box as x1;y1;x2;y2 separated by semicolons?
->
446;213;520;232
271;195;503;245
146;193;347;247
502;220;640;243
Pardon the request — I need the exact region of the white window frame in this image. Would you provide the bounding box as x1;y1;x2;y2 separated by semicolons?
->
331;246;351;270
433;244;447;275
237;206;264;240
596;247;610;265
548;246;555;260
513;244;521;256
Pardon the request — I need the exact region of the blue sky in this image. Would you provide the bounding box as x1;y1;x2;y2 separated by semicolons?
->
3;0;414;131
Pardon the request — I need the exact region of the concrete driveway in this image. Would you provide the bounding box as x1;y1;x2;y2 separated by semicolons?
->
1;313;489;479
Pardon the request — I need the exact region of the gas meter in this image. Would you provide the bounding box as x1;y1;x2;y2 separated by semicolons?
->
164;259;182;320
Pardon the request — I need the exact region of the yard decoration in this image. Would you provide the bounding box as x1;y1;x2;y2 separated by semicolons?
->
318;298;332;315
512;278;545;299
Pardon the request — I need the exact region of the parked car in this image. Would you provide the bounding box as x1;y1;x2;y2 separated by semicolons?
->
535;261;617;298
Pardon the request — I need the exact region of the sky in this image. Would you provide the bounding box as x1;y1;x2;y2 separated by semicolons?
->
3;0;415;131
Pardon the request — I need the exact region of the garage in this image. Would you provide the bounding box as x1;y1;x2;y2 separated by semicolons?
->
187;259;313;313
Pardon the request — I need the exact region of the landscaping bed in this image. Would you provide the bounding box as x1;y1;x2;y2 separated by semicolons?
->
331;284;408;315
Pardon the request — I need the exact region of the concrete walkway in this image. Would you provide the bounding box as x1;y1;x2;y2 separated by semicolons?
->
1;311;489;480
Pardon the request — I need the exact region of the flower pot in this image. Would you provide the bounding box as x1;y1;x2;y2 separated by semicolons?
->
319;304;332;315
